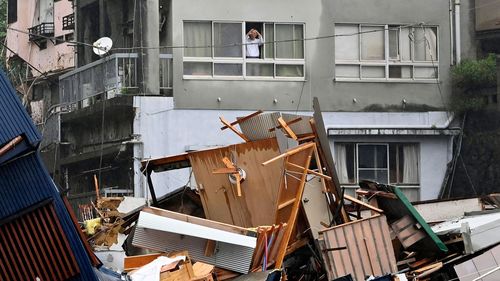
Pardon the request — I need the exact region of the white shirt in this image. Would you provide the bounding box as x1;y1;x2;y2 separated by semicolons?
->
246;37;263;58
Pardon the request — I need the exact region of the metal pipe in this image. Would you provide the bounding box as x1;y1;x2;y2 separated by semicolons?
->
455;0;461;63
449;0;455;65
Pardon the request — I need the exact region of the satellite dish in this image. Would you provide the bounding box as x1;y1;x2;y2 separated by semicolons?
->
93;37;113;56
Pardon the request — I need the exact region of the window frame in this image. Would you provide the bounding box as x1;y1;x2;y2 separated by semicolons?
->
183;20;306;81
334;23;439;83
356;143;390;184
335;141;421;201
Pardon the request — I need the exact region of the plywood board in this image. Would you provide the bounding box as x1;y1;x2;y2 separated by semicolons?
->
189;138;283;227
302;176;332;239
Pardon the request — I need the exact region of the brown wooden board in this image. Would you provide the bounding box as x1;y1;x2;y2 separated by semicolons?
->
312;98;349;224
271;142;315;268
188;138;283;228
322;215;398;281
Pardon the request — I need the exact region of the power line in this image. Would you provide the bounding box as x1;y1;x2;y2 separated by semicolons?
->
7;23;424;52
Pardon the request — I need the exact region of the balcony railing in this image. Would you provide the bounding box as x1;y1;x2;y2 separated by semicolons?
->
62;14;74;30
59;53;173;109
28;22;54;42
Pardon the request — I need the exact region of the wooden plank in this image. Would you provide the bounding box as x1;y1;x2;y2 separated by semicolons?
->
344;194;383;213
262;142;315;166
220;110;263;130
141;153;190;172
205;240;216;257
269;117;302;132
311;98;349;224
277;117;298;140
189;138;283;228
219;117;250;142
273;145;315;268
286;162;332;181
124;253;164;271
277;199;296;210
143;207;251;236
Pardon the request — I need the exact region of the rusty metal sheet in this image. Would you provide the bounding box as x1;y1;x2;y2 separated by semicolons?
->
320;215;397;281
0;201;80;281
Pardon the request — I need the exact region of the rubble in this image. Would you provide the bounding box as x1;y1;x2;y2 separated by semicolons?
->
6;76;500;280
80;99;500;280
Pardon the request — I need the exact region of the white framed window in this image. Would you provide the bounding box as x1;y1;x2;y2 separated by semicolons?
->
334;142;420;201
183;21;305;80
335;24;438;82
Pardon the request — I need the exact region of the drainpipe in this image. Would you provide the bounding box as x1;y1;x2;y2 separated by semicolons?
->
454;0;461;63
134;0;160;95
449;0;454;65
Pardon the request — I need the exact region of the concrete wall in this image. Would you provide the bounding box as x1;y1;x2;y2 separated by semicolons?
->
170;0;456;111
133;96;453;199
6;0;74;75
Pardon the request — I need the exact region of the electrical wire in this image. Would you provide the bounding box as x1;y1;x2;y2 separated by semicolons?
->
7;23;424;52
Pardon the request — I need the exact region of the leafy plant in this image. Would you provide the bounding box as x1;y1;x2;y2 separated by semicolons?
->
450;54;497;113
452;54;496;90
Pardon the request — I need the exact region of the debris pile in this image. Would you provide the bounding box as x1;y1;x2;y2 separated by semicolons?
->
73;99;500;280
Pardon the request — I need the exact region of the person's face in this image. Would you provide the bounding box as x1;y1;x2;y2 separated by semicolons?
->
249;29;257;39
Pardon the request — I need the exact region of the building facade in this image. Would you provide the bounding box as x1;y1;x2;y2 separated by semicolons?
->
7;0;476;206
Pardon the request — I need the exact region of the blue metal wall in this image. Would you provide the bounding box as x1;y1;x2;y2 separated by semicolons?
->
0;67;98;281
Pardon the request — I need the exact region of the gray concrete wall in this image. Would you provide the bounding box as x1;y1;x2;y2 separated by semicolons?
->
170;0;456;111
134;96;452;200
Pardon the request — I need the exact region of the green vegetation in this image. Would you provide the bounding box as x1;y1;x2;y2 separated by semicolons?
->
451;54;497;113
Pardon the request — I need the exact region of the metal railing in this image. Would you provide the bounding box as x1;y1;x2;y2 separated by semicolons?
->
28;22;54;42
59;53;173;109
62;14;74;30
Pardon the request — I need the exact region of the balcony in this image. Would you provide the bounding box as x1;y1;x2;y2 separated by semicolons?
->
59;53;173;110
62;14;74;30
28;23;54;45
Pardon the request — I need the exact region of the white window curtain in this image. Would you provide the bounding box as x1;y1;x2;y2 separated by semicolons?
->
403;144;419;183
334;144;349;183
276;24;304;59
184;22;212;57
213;22;242;58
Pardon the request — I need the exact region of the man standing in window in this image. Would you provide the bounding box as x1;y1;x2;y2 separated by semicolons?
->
246;28;263;58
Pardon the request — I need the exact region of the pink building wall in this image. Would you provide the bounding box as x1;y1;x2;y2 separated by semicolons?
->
6;0;75;76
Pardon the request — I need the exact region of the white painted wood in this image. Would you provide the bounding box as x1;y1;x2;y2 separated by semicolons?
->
413;198;483;223
137;211;257;248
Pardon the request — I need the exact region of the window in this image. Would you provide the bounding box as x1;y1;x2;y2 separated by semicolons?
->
335;142;420;201
7;0;17;24
335;24;438;81
183;21;305;79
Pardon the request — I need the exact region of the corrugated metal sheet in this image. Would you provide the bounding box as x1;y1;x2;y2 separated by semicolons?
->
320;215;397;281
0;68;41;148
132;208;256;274
238;112;313;141
133;227;255;274
0;201;80;281
0;68;97;281
0;154;99;281
239;112;281;141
